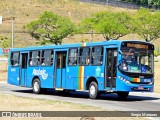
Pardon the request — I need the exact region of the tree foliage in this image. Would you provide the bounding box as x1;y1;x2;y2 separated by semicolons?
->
133;8;160;42
26;11;75;45
154;47;160;57
0;36;11;48
80;8;160;42
80;11;132;40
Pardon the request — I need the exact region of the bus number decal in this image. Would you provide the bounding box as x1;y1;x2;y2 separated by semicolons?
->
95;67;101;77
32;69;48;80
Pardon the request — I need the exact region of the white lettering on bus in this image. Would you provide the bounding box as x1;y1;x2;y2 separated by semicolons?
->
32;69;48;80
11;68;16;72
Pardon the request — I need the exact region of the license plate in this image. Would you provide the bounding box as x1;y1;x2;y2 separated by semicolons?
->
138;86;144;90
143;79;151;82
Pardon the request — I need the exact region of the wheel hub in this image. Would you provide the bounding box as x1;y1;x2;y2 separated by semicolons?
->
90;85;96;96
34;82;39;92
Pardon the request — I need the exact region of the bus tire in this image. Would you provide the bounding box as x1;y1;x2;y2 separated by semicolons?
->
32;78;41;94
117;91;129;99
89;81;99;99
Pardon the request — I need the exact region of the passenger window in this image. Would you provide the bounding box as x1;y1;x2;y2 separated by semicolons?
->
41;50;53;66
29;51;40;66
68;48;78;66
79;47;90;65
91;47;103;65
10;52;19;66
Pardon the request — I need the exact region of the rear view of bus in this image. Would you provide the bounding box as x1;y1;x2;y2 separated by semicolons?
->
117;41;154;99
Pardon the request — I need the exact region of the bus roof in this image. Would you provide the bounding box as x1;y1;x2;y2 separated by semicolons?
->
10;40;153;52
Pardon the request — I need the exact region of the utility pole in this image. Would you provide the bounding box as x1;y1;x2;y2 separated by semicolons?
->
106;0;109;5
12;17;15;48
2;17;15;48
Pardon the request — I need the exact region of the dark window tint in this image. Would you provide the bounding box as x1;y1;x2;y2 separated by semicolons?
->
29;51;40;66
79;47;90;65
10;52;19;66
41;50;53;66
91;47;103;65
68;48;78;66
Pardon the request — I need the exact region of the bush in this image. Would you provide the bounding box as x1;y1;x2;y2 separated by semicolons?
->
154;47;160;57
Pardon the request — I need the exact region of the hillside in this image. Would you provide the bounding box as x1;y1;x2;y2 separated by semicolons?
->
0;0;159;48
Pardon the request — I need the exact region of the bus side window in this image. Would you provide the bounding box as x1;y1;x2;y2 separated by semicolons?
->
41;50;53;66
91;47;103;65
68;48;78;66
29;51;40;66
10;52;20;66
79;47;90;65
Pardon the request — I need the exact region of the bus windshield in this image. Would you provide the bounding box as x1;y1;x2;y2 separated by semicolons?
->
119;50;154;74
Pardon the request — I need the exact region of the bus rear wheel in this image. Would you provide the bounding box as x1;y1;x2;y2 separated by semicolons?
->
117;91;129;99
33;78;41;94
89;81;99;99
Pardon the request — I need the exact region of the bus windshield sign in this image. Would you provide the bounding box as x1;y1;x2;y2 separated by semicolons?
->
121;42;154;50
127;43;148;49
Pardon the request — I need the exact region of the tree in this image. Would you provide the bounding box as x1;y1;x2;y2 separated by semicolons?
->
133;8;160;42
80;11;132;40
26;11;75;45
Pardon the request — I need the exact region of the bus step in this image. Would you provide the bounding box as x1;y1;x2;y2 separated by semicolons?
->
55;88;64;91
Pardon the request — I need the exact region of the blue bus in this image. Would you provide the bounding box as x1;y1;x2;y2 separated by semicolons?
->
8;40;154;99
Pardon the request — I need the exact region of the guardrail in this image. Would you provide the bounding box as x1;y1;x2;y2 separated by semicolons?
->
0;58;8;61
79;0;159;10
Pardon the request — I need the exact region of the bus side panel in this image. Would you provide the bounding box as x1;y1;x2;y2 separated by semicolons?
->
61;68;66;88
56;68;61;88
26;67;36;87
8;66;20;86
84;66;105;90
21;69;27;86
26;67;54;88
40;67;54;89
68;65;104;91
66;66;77;89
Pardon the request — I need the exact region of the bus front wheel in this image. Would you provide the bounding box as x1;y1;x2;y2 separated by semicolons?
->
89;81;99;99
33;78;41;94
117;91;129;99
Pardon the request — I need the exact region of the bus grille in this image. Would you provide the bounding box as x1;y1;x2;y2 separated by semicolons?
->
130;82;150;85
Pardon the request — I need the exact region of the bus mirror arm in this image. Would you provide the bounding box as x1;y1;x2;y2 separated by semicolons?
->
118;51;122;54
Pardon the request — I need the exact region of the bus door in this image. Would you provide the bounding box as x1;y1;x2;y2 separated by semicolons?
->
54;51;67;89
20;52;28;86
8;52;20;86
105;48;118;91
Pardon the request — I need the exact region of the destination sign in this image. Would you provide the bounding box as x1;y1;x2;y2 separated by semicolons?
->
121;42;154;50
127;43;148;49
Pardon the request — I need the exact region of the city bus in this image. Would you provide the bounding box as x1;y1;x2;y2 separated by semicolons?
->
8;40;154;99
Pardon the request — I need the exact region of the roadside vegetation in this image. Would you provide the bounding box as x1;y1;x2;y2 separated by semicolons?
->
26;7;160;45
0;0;160;48
26;11;76;45
119;0;160;8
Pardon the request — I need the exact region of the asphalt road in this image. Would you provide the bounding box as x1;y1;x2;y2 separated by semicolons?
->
0;82;160;111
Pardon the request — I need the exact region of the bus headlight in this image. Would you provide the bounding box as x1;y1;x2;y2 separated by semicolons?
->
125;81;131;84
118;76;131;84
149;82;153;85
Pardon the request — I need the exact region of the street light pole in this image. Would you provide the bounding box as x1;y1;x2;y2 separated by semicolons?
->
12;17;15;48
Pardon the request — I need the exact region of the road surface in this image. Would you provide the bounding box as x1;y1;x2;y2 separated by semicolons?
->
0;82;160;112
